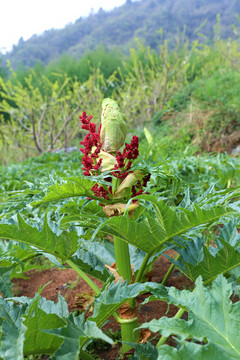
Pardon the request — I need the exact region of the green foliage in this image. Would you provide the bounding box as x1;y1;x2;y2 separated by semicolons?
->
189;70;240;150
0;67;104;164
12;46;123;91
140;275;240;359
97;190;240;253
2;23;240;162
0;267;14;297
0;293;113;359
0;214;79;261
0;146;240;358
115;40;189;127
1;50;240;357
169;220;240;284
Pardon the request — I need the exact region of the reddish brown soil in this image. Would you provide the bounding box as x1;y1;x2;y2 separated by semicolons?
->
12;251;193;359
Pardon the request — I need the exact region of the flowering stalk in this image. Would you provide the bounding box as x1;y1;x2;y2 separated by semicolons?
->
79;109;149;202
79;99;150;352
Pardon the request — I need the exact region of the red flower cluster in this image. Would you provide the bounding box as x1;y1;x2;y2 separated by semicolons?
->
112;136;139;180
79;112;102;176
79;111;149;201
132;173;151;197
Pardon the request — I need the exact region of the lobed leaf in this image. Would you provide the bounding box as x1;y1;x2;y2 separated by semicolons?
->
99;196;239;253
31;176;111;205
0;297;27;360
0;214;79;261
140;275;240;359
169;221;240;284
70;239;115;282
47;314;114;360
172;237;240;284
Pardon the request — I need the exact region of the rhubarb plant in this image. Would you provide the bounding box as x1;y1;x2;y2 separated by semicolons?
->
0;99;240;359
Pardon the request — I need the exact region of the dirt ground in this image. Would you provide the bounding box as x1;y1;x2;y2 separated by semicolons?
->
12;250;193;359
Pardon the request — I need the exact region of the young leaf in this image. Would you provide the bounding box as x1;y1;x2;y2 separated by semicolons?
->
31;176;110;206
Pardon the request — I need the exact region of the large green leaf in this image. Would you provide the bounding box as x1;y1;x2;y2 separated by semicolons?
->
23;294;66;355
0;294;69;357
157;342;225;360
172;239;240;285
169;221;240;284
46;314;114;360
140;275;240;359
0;297;27;360
0;214;79;261
24;311;65;355
98;196;239;253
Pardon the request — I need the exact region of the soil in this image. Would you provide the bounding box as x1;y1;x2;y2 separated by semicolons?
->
12;250;193;359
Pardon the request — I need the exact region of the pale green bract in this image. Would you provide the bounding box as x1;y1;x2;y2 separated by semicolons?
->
100;98;127;153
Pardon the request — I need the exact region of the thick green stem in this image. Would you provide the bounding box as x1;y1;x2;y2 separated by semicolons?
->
156;307;186;348
114;236;139;351
120;317;139;353
66;259;100;295
114;236;132;283
161;254;180;286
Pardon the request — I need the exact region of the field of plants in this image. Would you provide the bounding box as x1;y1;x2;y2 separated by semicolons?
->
1;30;240;359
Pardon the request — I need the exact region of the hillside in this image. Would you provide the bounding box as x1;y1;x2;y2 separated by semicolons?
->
2;0;240;69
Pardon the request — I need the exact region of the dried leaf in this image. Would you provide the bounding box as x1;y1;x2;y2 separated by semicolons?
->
103;202;139;217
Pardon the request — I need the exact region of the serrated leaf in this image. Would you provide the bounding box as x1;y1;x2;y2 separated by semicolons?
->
31;177;109;206
0;297;27;360
169;221;240;284
0;214;79;261
0;294;69;357
99;196;239;253
10;293;69;319
23;293;68;355
172;237;240;284
47;314;114;360
140;275;240;359
0;267;14;297
23;309;65;355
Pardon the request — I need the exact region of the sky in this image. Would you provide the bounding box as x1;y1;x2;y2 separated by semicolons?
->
0;0;127;53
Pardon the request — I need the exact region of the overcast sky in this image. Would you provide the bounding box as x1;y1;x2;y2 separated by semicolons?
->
0;0;127;53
